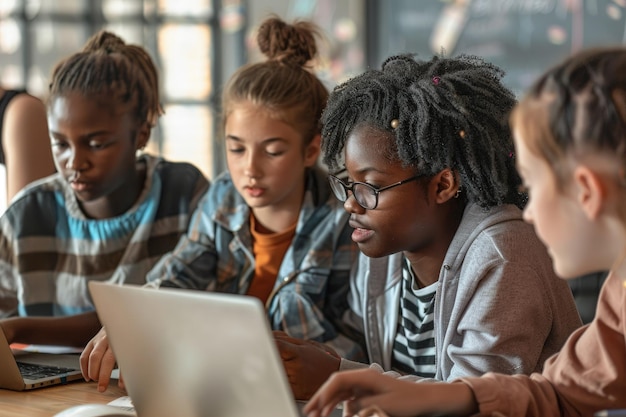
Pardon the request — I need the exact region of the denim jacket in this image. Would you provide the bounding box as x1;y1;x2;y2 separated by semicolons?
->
147;166;363;358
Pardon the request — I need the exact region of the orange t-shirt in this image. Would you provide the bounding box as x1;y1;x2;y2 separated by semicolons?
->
247;214;297;304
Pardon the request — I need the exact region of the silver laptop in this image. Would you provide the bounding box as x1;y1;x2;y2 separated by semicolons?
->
0;329;83;391
88;281;341;417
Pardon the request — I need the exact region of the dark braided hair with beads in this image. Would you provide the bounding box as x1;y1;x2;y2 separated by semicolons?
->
48;30;163;129
321;53;526;209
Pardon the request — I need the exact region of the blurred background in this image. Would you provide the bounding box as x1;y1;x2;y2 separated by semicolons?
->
1;0;625;179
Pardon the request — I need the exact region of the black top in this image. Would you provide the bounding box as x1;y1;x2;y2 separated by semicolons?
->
0;89;26;165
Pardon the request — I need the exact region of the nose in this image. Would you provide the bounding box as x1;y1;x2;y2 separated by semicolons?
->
343;193;366;214
65;148;89;172
244;151;261;179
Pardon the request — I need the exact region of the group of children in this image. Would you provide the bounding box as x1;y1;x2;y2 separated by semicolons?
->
0;13;624;417
304;46;626;417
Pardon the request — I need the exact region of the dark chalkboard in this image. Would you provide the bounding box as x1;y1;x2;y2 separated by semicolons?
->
374;0;626;96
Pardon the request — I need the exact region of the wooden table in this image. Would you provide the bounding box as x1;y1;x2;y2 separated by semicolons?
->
0;381;127;417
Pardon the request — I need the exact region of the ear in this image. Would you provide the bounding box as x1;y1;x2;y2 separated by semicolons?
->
433;169;461;203
304;134;321;167
573;165;606;220
135;122;151;151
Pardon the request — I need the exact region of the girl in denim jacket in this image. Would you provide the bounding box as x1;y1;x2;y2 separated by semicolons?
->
80;16;360;393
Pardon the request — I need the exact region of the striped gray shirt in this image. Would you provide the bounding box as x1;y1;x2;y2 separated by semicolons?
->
0;154;208;317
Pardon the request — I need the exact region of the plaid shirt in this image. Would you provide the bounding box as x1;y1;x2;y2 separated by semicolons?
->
147;166;363;359
0;155;208;317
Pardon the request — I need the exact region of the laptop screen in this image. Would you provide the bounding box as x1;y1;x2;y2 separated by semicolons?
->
89;282;302;417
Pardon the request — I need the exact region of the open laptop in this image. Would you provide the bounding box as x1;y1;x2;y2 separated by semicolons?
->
88;281;342;417
0;329;83;391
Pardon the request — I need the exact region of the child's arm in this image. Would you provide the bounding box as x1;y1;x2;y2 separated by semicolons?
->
0;311;101;347
145;195;220;290
303;368;477;417
80;327;121;393
2;92;56;201
274;331;342;401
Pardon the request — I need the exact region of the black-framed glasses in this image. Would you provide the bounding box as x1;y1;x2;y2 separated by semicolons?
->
328;173;425;210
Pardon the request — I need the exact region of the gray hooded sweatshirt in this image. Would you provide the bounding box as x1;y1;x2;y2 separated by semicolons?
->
340;203;582;382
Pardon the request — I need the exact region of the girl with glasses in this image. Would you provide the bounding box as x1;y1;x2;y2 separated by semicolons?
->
276;53;582;400
305;46;626;417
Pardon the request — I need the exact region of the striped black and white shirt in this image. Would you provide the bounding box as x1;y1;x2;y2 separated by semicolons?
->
391;258;437;377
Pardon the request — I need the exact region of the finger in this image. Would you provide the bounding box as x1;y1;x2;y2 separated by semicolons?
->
81;327;107;381
304;397;344;417
85;336;108;380
79;341;95;381
344;395;395;417
304;384;349;417
357;405;388;417
96;348;117;392
118;371;126;390
347;394;399;417
343;398;360;416
307;370;388;416
275;339;297;360
347;398;388;417
272;330;288;338
275;333;307;345
309;340;339;357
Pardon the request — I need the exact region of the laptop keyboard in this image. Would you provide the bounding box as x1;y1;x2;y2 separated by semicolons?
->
16;361;77;379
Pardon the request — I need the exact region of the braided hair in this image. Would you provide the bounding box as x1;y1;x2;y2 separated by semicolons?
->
221;15;328;145
512;47;626;189
48;30;163;129
322;53;525;208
